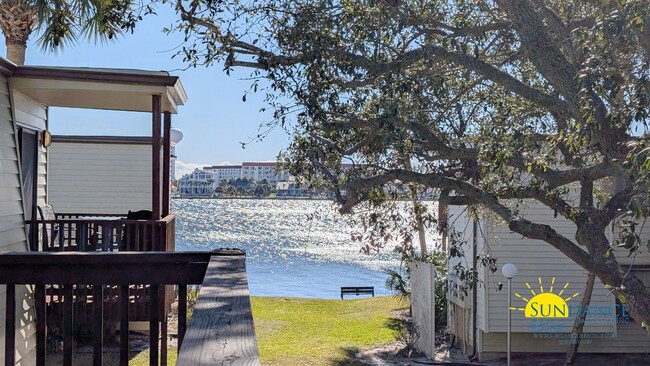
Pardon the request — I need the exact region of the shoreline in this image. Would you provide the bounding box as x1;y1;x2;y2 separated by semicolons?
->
173;196;330;200
171;196;436;201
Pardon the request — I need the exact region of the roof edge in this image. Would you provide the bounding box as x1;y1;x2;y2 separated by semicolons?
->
0;58;16;76
52;135;152;145
14;66;179;87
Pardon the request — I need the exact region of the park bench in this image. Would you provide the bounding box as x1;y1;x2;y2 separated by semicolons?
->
341;286;375;299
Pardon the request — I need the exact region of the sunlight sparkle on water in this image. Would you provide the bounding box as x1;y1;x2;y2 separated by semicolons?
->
172;199;439;298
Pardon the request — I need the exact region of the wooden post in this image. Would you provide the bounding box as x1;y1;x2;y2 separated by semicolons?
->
149;285;160;366
163;112;171;218
161;296;168;366
35;284;46;366
63;285;73;365
178;285;187;352
4;284;15;366
120;285;130;366
93;285;104;366
152;95;162;221
161;112;172;365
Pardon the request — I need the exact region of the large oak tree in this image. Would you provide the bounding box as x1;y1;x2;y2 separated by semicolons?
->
168;0;650;329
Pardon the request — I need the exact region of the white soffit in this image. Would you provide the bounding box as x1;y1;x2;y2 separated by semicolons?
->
10;67;187;114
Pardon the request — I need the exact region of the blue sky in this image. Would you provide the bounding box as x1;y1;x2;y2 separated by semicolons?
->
4;5;290;174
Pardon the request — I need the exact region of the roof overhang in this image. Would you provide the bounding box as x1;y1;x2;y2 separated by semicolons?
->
9;66;187;114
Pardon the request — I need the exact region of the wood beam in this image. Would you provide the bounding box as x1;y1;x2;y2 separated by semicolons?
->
177;254;260;365
152;95;162;220
163;112;172;217
0;252;219;285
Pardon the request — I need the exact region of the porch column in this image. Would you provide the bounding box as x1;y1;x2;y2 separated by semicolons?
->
152;95;162;220
163;112;171;217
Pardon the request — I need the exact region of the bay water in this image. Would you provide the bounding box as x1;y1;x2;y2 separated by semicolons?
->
172;199;404;298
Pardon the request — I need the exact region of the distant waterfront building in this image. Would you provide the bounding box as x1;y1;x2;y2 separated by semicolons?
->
241;162;290;185
203;164;242;182
178;161;360;198
275;176;308;197
178;168;218;197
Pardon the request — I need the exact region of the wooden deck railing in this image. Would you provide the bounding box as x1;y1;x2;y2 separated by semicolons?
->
25;214;177;328
177;249;260;365
0;249;259;366
27;214;176;253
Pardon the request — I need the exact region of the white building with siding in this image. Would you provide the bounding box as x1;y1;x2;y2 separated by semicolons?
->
0;80;46;366
0;61;187;365
445;200;650;360
48;136;153;215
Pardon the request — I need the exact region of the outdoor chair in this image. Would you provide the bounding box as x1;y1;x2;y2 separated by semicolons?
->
121;209;154;251
37;204;59;251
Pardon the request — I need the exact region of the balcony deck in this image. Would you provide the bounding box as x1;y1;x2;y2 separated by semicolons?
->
27;213;177;330
28;213;176;253
0;249;259;366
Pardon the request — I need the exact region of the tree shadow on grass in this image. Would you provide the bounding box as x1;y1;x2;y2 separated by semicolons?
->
329;312;414;365
328;346;368;366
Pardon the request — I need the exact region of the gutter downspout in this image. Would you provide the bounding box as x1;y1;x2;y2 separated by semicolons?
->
468;219;479;361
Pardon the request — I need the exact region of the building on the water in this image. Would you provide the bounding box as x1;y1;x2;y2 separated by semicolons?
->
240;161;290;185
203;164;242;182
180;161;291;198
178;168;218;198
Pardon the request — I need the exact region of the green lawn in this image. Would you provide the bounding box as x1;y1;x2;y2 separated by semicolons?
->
48;296;401;365
251;296;403;365
129;351;177;366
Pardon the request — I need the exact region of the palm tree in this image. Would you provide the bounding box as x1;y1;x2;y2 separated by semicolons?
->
0;0;139;65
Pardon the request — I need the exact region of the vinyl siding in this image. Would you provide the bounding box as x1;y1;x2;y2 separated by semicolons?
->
13;91;47;208
0;79;36;365
615;221;650;265
447;205;490;331
477;201;650;355
446;205;477;353
480;319;650;354
48;142;152;214
483;202;615;334
447;205;474;280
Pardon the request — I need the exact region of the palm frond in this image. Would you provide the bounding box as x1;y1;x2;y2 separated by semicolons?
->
384;268;410;303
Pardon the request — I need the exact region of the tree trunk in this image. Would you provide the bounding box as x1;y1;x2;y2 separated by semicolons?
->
564;273;595;365
0;0;36;65
5;40;25;65
416;213;427;257
575;222;650;332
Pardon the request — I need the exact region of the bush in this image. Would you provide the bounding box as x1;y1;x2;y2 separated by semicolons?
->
384;268;410;303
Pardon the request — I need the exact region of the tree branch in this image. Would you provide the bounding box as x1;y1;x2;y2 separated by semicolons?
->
339;168;594;268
